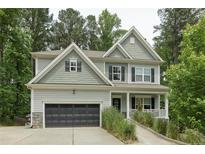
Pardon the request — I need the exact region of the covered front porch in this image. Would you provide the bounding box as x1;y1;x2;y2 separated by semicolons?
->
111;92;169;119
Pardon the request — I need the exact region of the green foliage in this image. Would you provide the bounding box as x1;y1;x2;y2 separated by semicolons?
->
166;15;205;134
102;107;136;143
98;9;124;50
179;129;202;144
85;15;100;50
133;111;154;128
153;8;204;77
22;8;53;52
0;9;32;122
166;121;179;140
50;8;87;50
153;118;168;135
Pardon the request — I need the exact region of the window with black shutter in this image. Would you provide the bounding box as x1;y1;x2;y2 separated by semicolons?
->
109;66;112;80
151;68;155;83
77;60;82;72
121;66;125;82
131;67;135;82
131;97;135;109
65;60;70;72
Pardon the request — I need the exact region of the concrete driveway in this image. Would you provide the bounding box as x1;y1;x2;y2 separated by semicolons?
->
135;124;177;145
0;126;123;145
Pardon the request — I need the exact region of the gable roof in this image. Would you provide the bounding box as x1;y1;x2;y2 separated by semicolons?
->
27;43;113;86
103;26;163;61
103;44;133;59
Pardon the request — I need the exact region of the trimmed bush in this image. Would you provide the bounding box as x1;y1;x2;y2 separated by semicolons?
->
133;111;154;128
179;129;202;144
153;118;168;135
102;107;136;143
166;121;179;140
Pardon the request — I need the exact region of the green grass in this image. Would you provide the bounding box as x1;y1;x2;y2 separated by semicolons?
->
133;111;154;128
102;107;136;143
166;121;179;140
179;129;202;144
153;118;168;135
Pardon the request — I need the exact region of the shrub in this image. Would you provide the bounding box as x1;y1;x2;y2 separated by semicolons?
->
133;111;154;128
166;121;179;140
102;107;136;143
153;118;168;135
0;117;15;126
179;129;202;144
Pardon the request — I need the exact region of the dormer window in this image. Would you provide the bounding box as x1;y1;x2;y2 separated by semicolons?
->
70;59;77;72
130;37;135;44
65;59;81;72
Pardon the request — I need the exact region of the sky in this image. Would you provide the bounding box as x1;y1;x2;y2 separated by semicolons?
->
50;8;160;46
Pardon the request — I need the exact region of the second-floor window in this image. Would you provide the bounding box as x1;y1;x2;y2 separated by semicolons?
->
132;67;154;83
112;66;121;81
70;59;77;72
65;59;82;72
109;65;125;82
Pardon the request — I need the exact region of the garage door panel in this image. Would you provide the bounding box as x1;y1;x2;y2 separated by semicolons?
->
45;104;100;127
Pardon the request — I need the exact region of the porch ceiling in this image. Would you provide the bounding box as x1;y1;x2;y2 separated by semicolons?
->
113;83;169;93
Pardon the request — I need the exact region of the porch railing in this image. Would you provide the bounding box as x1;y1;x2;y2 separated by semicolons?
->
130;109;167;118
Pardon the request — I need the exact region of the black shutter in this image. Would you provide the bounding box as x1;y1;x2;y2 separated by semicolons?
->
131;67;135;82
65;60;70;72
131;97;135;109
151;68;155;83
109;66;112;80
121;66;125;82
151;97;155;109
77;60;82;72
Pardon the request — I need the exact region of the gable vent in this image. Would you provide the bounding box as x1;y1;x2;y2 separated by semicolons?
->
130;37;135;44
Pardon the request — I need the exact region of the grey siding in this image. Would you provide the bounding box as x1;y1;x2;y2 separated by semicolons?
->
105;63;128;83
38;50;105;84
121;34;154;60
109;48;127;58
33;89;111;112
36;58;52;74
93;61;105;73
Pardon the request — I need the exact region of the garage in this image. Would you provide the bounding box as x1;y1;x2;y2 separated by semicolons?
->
45;104;100;128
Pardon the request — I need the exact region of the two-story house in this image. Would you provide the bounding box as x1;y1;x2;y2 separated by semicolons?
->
26;26;169;128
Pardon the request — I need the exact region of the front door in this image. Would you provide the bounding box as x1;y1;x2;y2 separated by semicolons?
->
112;98;121;112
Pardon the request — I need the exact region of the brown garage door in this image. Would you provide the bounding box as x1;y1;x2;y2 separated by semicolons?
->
45;104;100;128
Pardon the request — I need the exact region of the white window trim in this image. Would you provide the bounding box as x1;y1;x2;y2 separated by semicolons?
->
143;97;151;110
144;68;151;83
133;96;152;110
133;67;152;83
112;65;121;81
70;59;77;72
135;67;143;82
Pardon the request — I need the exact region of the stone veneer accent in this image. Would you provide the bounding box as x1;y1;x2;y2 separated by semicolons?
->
32;112;43;128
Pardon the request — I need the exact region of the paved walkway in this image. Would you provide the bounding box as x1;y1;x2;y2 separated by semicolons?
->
0;126;123;145
135;124;177;145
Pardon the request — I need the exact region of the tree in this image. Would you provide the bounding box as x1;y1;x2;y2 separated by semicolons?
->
50;8;87;50
22;9;53;76
166;15;205;134
85;15;100;50
153;9;204;72
0;9;21;63
22;8;53;52
98;9;122;51
0;9;32;122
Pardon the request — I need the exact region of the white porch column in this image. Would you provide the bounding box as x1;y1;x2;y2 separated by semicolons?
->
164;93;169;119
157;95;160;117
126;92;130;119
